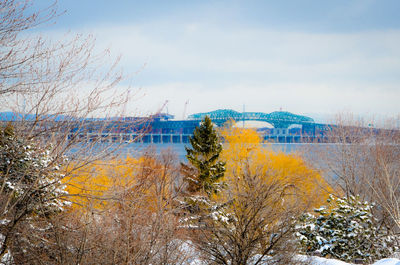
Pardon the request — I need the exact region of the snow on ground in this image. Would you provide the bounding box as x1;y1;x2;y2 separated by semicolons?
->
373;258;400;265
296;256;400;265
185;255;400;265
297;255;353;265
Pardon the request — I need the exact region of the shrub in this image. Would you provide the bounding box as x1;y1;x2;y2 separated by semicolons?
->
296;195;397;263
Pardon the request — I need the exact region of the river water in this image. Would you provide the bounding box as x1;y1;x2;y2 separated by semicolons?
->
117;142;323;161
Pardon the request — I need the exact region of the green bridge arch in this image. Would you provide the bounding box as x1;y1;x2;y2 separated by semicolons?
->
187;109;314;128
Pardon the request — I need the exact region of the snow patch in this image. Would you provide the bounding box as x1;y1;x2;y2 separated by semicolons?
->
373;258;400;265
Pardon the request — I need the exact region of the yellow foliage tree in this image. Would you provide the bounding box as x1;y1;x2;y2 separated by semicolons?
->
64;157;134;210
61;152;185;264
63;153;176;212
220;127;334;209
189;128;333;263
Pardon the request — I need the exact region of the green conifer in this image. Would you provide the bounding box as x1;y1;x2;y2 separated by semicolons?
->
181;116;226;196
296;195;396;263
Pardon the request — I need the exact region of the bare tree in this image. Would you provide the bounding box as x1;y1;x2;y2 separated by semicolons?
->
0;0;147;262
189;162;303;265
309;114;400;231
0;0;138;158
0;0;57;96
365;127;400;230
59;150;189;265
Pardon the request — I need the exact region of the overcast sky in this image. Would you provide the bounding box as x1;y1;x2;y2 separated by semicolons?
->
33;0;400;121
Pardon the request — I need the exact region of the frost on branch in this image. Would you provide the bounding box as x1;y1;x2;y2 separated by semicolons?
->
0;126;69;215
0;125;69;259
296;195;397;263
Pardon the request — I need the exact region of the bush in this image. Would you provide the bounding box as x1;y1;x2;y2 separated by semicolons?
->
296;195;397;263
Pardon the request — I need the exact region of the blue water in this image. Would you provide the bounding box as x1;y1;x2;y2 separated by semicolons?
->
118;142;317;160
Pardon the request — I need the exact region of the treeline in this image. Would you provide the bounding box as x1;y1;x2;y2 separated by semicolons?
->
2;115;399;264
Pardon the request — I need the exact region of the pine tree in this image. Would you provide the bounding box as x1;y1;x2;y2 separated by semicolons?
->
0;125;69;259
296;195;397;263
181;116;226;197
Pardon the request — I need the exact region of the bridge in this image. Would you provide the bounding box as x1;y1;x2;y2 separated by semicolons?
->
0;110;323;144
187;109;314;128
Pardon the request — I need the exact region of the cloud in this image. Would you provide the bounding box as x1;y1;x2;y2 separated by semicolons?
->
41;21;400;117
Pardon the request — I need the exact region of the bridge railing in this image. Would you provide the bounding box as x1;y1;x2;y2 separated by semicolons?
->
63;132;342;144
65;133;194;144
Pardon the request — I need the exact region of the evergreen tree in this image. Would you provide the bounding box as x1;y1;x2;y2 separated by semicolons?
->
296;195;396;263
0;125;69;259
181;116;226;197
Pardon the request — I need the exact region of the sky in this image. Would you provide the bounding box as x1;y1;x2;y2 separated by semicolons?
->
32;0;400;121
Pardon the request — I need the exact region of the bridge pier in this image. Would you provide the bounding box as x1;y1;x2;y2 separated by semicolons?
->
67;129;333;145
